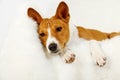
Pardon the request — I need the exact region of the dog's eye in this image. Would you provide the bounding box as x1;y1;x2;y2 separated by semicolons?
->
39;33;45;37
56;26;62;32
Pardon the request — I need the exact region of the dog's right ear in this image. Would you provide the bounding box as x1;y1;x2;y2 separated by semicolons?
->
55;1;70;23
27;8;43;25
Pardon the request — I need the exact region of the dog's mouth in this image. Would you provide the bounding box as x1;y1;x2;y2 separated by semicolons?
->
49;49;62;55
52;50;59;53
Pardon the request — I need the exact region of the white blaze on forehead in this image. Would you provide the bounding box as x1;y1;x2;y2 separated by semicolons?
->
46;23;59;53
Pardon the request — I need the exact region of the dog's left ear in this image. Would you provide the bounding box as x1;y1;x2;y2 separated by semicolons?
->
55;1;70;23
27;8;43;25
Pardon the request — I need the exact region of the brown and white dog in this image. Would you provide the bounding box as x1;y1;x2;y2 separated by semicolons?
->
27;1;120;67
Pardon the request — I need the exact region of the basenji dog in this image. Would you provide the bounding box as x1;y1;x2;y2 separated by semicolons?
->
27;1;120;67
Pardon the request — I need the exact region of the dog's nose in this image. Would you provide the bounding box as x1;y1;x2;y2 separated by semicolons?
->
48;43;57;52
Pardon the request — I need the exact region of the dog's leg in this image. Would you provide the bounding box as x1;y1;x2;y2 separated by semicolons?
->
60;48;76;63
89;40;106;67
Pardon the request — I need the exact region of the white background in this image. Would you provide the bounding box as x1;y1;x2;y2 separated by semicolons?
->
0;0;120;80
0;0;26;51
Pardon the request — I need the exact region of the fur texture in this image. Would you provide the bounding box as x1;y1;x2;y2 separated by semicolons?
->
0;1;120;80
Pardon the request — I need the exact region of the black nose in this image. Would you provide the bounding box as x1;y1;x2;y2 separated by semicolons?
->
48;43;57;52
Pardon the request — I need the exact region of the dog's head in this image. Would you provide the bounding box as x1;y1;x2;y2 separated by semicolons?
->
27;2;70;55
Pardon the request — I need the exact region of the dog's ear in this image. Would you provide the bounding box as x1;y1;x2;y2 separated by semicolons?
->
27;8;43;25
55;1;70;23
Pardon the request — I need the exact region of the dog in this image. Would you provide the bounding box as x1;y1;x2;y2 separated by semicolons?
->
27;1;120;67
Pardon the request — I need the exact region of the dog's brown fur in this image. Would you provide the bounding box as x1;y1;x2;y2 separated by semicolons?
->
77;26;120;41
27;1;120;64
28;2;70;49
28;2;120;43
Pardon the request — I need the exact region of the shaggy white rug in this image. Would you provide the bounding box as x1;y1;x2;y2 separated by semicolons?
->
0;0;120;80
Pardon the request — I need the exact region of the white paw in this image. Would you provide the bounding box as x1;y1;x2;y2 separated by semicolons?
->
95;55;107;67
63;53;76;63
90;40;107;67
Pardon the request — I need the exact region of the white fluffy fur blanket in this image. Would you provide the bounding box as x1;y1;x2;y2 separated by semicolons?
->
0;1;120;80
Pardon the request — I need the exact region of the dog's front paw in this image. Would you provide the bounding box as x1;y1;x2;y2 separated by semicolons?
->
95;55;107;67
63;53;76;63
